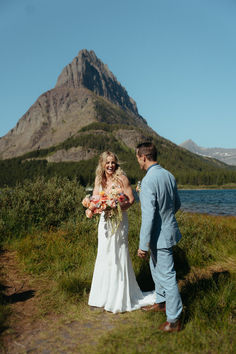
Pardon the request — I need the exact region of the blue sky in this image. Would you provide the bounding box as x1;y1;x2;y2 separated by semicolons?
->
0;0;235;148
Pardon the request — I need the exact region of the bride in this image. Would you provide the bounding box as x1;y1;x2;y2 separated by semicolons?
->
88;151;155;313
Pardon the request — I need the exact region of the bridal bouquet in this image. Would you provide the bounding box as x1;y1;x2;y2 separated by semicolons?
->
82;189;129;233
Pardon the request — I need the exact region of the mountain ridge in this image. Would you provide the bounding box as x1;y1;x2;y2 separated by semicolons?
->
55;49;139;115
180;139;236;166
0;50;147;160
1;48;236;189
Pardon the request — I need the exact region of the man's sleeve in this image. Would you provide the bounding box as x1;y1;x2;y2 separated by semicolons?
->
139;177;156;251
174;180;181;213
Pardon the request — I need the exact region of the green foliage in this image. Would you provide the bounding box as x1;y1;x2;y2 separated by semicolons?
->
2;179;235;273
0;247;11;343
94;96;141;125
60;132;125;151
95;272;235;353
0;176;85;241
177;212;236;266
1;123;236;188
0;179;235;352
79;122;132;132
0;158;48;187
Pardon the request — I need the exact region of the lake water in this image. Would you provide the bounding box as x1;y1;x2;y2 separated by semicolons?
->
179;189;236;216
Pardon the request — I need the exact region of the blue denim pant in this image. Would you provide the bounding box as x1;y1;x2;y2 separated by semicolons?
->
150;247;183;323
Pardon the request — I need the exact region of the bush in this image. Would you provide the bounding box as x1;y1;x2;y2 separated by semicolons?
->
0;176;85;241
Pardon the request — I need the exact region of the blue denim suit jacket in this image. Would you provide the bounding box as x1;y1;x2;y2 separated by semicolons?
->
139;164;182;251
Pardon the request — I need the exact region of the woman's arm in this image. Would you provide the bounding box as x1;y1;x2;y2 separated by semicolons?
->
119;175;134;210
93;176;100;196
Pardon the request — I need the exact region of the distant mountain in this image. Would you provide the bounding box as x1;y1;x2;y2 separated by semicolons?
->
1;49;236;189
0;49;148;160
180;139;236;166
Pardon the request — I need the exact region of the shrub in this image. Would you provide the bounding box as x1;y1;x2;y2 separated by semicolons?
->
0;176;85;241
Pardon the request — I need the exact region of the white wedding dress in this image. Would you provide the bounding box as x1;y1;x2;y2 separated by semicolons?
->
88;210;156;313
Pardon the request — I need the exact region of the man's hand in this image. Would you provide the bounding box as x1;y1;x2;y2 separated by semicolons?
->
119;199;130;211
137;248;148;259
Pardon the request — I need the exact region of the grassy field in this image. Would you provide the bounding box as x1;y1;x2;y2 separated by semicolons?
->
0;177;235;352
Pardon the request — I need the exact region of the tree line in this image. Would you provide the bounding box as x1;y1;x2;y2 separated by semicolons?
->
1;154;236;188
0;123;236;188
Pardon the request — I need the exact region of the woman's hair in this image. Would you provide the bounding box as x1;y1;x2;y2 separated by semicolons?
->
95;151;124;188
136;142;157;161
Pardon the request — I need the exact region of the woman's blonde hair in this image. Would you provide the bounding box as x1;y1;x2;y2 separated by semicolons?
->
95;151;124;188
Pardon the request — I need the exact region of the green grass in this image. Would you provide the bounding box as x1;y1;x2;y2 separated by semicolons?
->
0;247;11;350
0;177;235;352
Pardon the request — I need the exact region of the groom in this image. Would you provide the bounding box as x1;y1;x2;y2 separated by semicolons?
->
136;142;183;332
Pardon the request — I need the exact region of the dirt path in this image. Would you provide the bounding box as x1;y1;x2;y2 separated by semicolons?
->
0;250;123;353
1;250;235;353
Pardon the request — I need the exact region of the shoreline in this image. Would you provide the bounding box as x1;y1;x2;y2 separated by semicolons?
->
179;188;236;191
179;208;236;217
178;185;236;190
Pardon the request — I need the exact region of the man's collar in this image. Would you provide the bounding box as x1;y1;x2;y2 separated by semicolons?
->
146;163;158;172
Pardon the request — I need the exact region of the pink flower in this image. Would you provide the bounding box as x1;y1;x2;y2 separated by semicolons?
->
94;208;102;214
89;202;97;211
110;200;117;208
82;190;127;228
100;203;107;211
91;195;100;203
82;196;90;208
85;209;93;218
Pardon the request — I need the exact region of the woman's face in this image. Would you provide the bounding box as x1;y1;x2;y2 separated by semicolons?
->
104;155;117;176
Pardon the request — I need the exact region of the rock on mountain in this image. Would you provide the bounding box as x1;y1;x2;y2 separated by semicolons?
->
0;50;148;160
55;49;138;115
180;139;236;166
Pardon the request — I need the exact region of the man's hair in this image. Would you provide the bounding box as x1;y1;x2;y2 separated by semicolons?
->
136;142;157;161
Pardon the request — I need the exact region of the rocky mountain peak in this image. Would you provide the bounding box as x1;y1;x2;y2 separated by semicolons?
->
55;49;138;115
180;139;236;165
0;49;149;160
180;139;199;152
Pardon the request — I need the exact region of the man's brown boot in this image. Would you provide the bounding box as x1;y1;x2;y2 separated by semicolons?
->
141;302;166;312
159;319;182;332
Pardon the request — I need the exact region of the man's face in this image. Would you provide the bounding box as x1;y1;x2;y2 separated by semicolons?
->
136;153;145;170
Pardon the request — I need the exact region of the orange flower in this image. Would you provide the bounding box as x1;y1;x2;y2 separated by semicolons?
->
91;195;100;202
85;209;93;218
82;190;125;229
100;195;108;202
100;204;107;211
93;209;102;214
89;202;97;211
82;196;90;208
